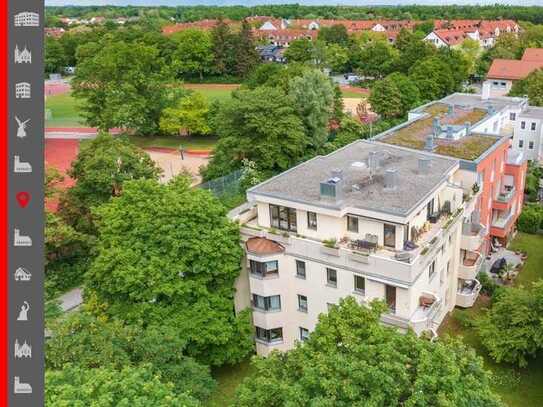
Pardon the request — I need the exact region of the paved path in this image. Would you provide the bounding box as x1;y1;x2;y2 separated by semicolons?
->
45;127;123;139
58;287;83;312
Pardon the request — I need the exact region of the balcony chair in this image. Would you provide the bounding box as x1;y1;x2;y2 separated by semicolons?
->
394;251;411;263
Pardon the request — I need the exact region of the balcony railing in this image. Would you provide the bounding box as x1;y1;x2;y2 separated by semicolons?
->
410;292;441;335
459;251;483;280
495;188;515;203
456;279;482;308
491;211;514;229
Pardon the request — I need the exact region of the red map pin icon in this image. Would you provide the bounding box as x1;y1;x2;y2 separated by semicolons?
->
16;192;31;208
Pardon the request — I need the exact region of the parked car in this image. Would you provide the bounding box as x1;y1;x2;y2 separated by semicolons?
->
490;257;506;274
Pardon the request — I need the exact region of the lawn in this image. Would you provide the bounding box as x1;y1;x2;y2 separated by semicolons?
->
341;90;367;98
207;359;255;407
127;134;218;151
183;84;238;103
439;232;543;407
45;92;84;128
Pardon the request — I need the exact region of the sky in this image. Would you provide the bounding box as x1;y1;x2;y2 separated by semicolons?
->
44;0;543;7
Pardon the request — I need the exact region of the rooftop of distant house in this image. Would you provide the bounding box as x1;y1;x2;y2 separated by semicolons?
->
374;94;526;162
487;48;543;80
248;140;458;217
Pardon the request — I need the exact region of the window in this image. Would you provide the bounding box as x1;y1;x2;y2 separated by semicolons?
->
299;327;309;341
529;141;534;150
307;211;317;230
255;326;283;344
326;268;337;287
354;275;365;294
250;260;278;278
521;121;526;130
252;294;281;311
385;285;396;314
519;140;524;148
347;215;359;233
269;204;297;232
531;122;537;131
384;224;396;248
510;112;516;121
297;294;308;312
295;260;306;279
429;260;436;280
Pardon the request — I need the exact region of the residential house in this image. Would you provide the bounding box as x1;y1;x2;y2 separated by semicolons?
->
257;45;286;63
253;29;318;47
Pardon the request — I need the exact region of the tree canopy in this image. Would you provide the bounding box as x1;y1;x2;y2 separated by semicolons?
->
509;69;543;107
235;297;503;407
85;176;253;366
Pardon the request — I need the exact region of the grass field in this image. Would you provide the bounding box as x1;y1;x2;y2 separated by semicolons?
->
128;135;218;151
207;359;254;407
183;84;238;103
440;232;543;407
45;92;84;128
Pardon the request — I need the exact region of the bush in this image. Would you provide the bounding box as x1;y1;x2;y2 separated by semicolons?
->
517;204;543;234
477;271;498;297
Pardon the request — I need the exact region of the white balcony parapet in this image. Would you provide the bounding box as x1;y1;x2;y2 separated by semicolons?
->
506;149;524;165
456;279;482;308
460;223;486;252
491;211;514;229
410;292;441;335
459;251;483;280
495;187;515;203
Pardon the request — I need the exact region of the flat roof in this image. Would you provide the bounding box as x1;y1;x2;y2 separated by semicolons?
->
375;94;526;162
519;106;543;120
249;140;458;217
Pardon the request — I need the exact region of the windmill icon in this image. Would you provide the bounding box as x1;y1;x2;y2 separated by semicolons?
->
15;116;30;139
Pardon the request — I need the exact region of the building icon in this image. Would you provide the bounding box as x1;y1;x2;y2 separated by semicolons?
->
14;12;39;27
14;45;31;64
15;82;31;99
14;339;32;359
14;267;31;282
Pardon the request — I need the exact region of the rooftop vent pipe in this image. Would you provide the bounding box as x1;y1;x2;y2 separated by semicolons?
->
418;157;432;173
424;135;435;152
384;168;399;190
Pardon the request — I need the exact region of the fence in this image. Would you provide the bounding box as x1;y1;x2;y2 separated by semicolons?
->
199;169;243;198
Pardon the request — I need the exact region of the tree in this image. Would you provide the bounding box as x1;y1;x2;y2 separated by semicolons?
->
85;177;254;366
409;56;456;101
46;364;199;406
284;38;315;64
353;39;399;79
395;31;436;73
324;43;349;73
160;92;211;136
234;19;260;77
244;63;284;89
459;38;482;76
202;87;307;180
318;24;350;46
59;133;160;233
478;281;543;367
370;72;420;119
211;17;236;76
171;28;214;80
45;37;66;74
517;204;543;234
72;40;182;134
509;69;543;106
288;70;335;150
235;297;504;406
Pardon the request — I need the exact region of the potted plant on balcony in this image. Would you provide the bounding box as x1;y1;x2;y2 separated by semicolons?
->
472;183;480;194
321;238;340;256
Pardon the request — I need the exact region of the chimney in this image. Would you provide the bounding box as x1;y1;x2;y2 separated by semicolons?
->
424;135;435;152
446;125;454;139
432;117;441;136
464;121;471;135
368;151;378;173
418;157;432;173
384;168;399;190
320;169;344;202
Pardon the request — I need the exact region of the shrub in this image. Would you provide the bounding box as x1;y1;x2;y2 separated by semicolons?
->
477;271;498;297
518;204;543;234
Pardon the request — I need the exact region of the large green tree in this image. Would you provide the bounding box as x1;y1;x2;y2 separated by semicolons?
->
85;177;254;366
159;92;211;136
235;297;504;407
318;24;350;46
352;39;399;79
211;17;236;76
72;40;181;134
284;38;315;64
478;281;543;367
234;19;260;77
45;37;66;74
510;69;543;106
409;56;456;101
171;28;214;80
288;69;335;150
370;72;420;119
202;86;307;180
46;364;199;406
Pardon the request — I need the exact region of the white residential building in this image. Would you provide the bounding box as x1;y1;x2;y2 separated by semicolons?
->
512;107;543;162
232;141;485;355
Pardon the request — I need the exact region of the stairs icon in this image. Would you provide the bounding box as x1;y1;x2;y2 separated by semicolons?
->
14;229;32;247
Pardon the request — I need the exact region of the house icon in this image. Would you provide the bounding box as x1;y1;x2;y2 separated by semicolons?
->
14;267;31;282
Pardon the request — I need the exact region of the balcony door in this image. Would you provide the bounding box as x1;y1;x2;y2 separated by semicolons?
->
385;285;396;314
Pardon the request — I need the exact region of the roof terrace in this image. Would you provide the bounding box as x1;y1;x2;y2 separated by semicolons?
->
377;103;501;161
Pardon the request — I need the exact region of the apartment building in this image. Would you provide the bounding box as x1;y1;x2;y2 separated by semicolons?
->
512;107;543;162
230;92;528;355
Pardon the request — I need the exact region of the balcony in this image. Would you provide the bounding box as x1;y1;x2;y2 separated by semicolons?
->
490;211;515;238
493;187;515;211
458;251;483;280
410;292;442;335
456;279;481;308
460;223;486;252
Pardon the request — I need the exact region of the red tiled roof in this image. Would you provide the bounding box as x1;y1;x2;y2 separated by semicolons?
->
253;29;318;41
246;237;284;255
434;29;468;46
522;48;543;62
487;58;543;80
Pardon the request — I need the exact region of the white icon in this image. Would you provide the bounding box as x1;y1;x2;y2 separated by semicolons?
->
17;302;30;321
14;229;32;247
14;45;31;64
14;12;39;27
14;376;32;394
15;117;30;138
14;339;32;359
15;82;31;99
14;156;32;173
14;267;32;282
